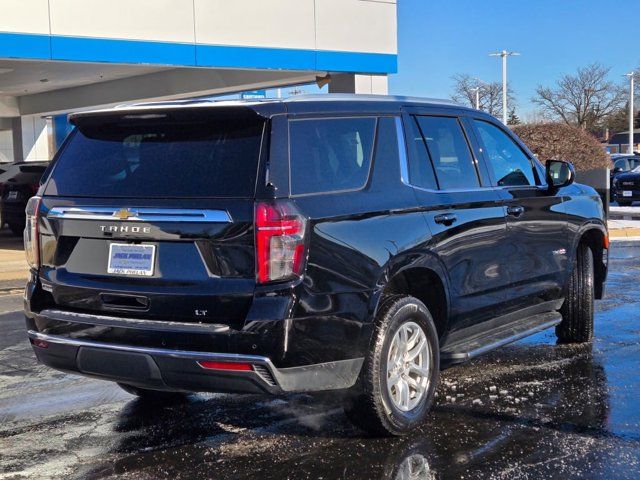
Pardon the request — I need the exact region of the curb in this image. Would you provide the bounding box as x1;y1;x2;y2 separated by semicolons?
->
610;237;640;246
0;279;26;295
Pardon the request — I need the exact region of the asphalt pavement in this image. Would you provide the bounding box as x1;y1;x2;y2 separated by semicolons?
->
1;246;639;479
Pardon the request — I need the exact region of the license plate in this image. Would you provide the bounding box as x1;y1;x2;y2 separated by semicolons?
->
6;191;18;201
623;191;632;197
107;243;156;276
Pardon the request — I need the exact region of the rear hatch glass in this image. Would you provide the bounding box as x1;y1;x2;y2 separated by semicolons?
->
45;109;265;198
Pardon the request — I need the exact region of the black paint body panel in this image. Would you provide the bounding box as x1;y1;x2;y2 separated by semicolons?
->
24;97;608;392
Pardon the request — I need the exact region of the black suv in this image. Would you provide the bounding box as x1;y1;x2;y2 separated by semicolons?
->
24;95;608;436
0;161;49;235
612;164;640;206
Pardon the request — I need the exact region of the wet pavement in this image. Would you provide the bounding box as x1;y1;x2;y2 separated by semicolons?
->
1;246;639;479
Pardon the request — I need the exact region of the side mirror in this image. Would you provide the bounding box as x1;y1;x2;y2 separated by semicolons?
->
546;160;575;189
612;166;623;174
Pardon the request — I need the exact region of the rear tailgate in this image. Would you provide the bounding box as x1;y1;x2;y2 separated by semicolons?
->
37;107;266;329
38;199;255;328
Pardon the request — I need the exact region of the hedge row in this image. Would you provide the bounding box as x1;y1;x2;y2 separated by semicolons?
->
512;123;609;171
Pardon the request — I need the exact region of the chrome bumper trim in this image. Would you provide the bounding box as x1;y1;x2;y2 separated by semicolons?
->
47;206;232;223
27;330;271;365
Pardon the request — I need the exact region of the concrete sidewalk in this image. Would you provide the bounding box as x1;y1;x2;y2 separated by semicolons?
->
609;206;640;240
0;230;28;291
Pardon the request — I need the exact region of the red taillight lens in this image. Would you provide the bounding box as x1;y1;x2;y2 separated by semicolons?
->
197;361;253;371
24;196;41;269
255;201;307;284
30;338;49;349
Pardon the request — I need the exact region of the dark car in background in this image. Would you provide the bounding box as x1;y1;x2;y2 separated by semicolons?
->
610;154;640;199
612;164;640;206
23;95;608;436
0;162;49;235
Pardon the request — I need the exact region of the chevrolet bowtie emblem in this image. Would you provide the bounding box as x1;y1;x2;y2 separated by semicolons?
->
113;208;136;220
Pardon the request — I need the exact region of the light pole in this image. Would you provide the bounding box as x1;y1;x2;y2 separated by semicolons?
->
470;87;480;110
490;50;520;124
625;72;635;153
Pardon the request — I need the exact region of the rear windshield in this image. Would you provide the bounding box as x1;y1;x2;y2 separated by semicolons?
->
45;114;265;198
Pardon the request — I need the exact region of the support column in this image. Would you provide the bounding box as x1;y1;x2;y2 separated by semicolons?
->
20;116;52;162
328;74;388;95
11;118;23;163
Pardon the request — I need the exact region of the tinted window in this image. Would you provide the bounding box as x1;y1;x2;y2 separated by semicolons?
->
375;117;400;173
629;158;640;170
45;117;264;198
614;158;628;170
405;116;438;190
474;120;538;187
289;117;375;195
415;116;479;190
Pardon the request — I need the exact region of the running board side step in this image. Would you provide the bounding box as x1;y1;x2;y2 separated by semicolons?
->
440;311;562;366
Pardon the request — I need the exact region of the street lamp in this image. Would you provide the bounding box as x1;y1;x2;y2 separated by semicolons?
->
490;50;520;124
472;78;488;111
470;87;480;110
625;72;635;154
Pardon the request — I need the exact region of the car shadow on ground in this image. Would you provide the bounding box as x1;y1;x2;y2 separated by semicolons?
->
69;341;624;480
0;228;25;251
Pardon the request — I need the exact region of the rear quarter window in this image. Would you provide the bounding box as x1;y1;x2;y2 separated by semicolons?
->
289;117;376;196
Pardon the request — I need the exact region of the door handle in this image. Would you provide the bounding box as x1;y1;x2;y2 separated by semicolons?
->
507;205;525;217
434;213;457;226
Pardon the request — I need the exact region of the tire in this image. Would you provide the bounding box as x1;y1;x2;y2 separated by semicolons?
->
8;222;24;237
117;383;190;403
556;244;594;343
345;295;440;436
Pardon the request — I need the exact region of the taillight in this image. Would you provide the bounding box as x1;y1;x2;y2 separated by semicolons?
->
197;361;253;371
24;196;41;269
255;201;307;283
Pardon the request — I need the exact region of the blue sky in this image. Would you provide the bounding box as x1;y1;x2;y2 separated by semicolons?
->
388;0;640;118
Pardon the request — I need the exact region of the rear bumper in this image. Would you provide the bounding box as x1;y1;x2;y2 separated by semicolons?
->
27;327;363;395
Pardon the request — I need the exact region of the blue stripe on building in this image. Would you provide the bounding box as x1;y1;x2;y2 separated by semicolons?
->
0;32;51;60
0;32;397;74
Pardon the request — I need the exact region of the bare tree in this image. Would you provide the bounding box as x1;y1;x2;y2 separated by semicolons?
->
450;74;514;117
532;63;626;131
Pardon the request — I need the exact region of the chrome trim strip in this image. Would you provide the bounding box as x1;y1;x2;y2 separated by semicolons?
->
395;116;410;185
37;309;230;334
28;330;271;365
47;207;232;223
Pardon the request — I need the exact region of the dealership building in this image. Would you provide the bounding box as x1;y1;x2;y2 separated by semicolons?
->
0;0;397;163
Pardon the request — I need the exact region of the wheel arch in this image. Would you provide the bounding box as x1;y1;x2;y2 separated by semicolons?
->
371;260;451;341
573;222;608;300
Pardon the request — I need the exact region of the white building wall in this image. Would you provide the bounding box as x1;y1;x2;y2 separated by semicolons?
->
0;129;13;163
0;0;50;34
316;0;397;54
194;0;316;50
49;0;196;43
1;0;397;56
21;116;51;162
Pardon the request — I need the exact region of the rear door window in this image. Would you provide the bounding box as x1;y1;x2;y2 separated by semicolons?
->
289;117;376;195
414;115;480;190
45;115;265;198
